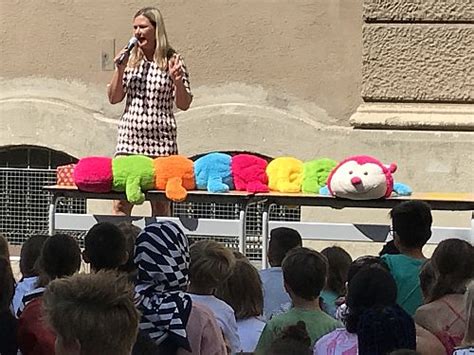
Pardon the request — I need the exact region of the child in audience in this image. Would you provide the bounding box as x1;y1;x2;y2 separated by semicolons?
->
454;280;474;354
315;265;400;354
13;235;47;315
357;304;416;355
320;246;352;317
116;221;142;277
42;270;140;355
382;201;432;316
187;239;240;353
0;256;18;355
415;239;474;354
255;247;341;354
379;239;400;256
268;321;312;355
260;227;302;320
83;222;128;272
134;221;226;355
17;233;81;355
215;256;266;353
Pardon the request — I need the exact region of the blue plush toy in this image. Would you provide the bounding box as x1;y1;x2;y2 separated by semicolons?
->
194;152;234;193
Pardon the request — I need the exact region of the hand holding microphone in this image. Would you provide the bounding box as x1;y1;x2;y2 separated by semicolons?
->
114;37;138;68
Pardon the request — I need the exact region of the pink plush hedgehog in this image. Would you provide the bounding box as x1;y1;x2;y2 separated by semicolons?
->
327;155;397;200
73;156;113;193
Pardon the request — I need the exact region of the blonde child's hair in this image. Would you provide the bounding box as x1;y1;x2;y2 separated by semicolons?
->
43;271;139;355
189;240;236;290
463;280;474;346
128;7;174;70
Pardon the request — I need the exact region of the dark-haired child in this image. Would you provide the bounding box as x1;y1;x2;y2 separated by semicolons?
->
382;201;432;316
260;227;302;320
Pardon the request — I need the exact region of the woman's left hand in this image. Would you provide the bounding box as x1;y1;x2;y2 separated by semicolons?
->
168;54;183;83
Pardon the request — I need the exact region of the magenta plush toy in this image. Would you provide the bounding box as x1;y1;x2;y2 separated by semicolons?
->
327;155;397;200
73;156;113;193
231;154;269;193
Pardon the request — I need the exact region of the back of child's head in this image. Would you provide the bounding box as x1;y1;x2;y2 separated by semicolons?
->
282;247;327;301
321;246;352;296
419;260;435;302
39;234;81;283
346;266;397;333
20;234;48;277
389;349;420;355
390;201;432;249
189;240;235;291
84;222;127;271
215;257;263;320
0;234;10;259
347;255;388;285
268;321;312;355
0;256;15;312
43;270;139;355
268;227;302;267
428;238;474;303
357;305;416;355
463;280;474;346
116;222;142;274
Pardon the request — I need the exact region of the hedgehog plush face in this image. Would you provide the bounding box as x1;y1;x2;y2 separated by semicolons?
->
328;156;396;200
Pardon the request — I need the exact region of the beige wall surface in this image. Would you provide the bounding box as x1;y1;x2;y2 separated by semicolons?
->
0;0;473;196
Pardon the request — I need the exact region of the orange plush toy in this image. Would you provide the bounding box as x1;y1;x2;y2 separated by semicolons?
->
153;155;196;202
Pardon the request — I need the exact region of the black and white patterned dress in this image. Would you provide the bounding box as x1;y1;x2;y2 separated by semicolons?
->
115;56;192;157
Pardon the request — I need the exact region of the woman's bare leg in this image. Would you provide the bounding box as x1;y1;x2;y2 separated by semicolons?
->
151;200;171;217
113;200;133;216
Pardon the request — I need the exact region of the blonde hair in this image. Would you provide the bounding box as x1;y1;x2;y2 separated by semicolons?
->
43;271;139;355
215;258;263;319
463;280;474;346
189;240;236;290
128;7;173;70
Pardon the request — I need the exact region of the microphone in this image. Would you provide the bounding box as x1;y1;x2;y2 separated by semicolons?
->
116;37;139;65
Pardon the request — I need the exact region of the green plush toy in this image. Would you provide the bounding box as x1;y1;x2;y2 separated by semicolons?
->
302;158;338;193
112;155;155;204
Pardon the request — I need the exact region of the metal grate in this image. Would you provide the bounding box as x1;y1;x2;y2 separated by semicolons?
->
0;167;86;245
173;201;300;261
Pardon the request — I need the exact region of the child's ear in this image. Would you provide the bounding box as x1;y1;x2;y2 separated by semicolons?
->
82;250;90;264
121;251;129;266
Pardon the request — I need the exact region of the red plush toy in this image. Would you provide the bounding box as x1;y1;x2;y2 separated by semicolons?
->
231;154;269;193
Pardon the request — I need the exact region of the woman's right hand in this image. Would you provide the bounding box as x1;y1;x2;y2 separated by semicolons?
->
114;48;129;71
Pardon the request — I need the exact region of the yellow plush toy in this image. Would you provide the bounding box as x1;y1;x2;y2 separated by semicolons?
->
153;155;195;202
266;157;304;193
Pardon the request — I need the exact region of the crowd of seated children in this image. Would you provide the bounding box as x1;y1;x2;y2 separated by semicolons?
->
259;227;302;320
13;235;47;315
134;221;226;355
42;270;139;355
215;253;266;352
17;233;81;355
255;247;341;354
187;239;240;353
0;255;17;355
415;239;474;354
320;246;352;318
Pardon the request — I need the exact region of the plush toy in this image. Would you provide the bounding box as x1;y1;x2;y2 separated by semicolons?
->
73;156;113;193
266;157;304;193
231;154;269;193
302;158;338;194
194;152;234;193
112;155;155;204
153;155;195;202
325;155;400;200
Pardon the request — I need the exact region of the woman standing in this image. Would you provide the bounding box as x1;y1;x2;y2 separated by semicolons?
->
108;7;193;216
